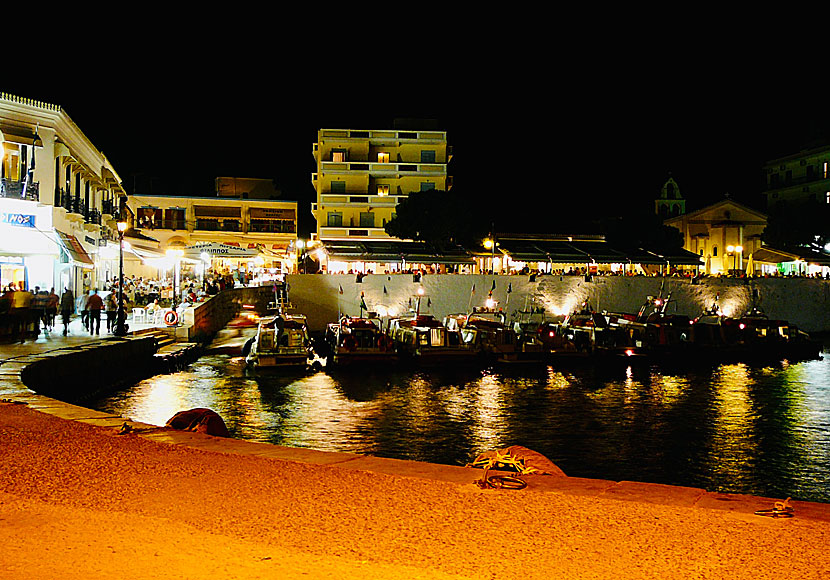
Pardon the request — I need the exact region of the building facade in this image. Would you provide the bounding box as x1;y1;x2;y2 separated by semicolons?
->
664;198;767;275
310;127;452;243
762;144;830;210
0;92;126;295
125;194;298;280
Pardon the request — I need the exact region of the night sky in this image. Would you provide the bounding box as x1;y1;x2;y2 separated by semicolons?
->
6;42;828;238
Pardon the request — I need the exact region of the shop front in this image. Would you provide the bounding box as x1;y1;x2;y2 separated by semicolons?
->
0;198;64;291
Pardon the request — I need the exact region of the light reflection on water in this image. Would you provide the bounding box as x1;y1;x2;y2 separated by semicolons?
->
88;352;830;502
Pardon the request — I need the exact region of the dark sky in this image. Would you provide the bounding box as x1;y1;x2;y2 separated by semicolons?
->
5;40;827;237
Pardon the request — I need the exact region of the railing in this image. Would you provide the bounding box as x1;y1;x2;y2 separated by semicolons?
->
0;178;39;201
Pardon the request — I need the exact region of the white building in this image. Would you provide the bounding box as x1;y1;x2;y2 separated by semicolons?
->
0;92;126;295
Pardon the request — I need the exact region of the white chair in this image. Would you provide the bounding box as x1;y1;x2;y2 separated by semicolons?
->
132;308;146;323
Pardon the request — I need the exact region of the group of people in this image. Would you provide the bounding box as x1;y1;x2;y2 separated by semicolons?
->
0;284;60;342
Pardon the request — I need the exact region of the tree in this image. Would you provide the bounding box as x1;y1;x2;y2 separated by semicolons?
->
384;190;489;249
763;199;830;249
602;212;684;254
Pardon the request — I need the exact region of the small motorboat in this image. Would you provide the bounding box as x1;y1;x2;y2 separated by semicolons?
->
245;312;313;369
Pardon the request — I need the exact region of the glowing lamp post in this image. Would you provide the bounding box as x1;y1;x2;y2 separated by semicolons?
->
296;239;306;273
113;220;129;336
166;249;184;310
726;245;743;275
483;237;496;274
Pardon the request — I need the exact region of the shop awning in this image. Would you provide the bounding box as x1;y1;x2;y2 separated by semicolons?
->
193;205;241;218
184;242;258;258
55;231;94;268
323;240;474;265
752;246;830;266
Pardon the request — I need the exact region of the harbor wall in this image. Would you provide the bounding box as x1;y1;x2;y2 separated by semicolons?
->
284;274;830;334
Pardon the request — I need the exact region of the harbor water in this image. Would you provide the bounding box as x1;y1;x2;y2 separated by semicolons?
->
88;350;830;503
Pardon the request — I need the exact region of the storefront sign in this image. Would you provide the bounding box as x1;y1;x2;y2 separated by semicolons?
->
185;242;258;258
0;212;35;228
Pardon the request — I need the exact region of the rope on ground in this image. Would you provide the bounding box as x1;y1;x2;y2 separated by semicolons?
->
474;466;527;490
754;497;795;518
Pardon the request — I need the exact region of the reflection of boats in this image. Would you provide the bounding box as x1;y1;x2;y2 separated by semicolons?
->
245;313;313;369
387;314;479;364
324;313;397;367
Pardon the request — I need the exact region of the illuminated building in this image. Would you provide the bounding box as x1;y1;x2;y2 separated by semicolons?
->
664;197;767;275
310;125;452;244
124;190;298;279
762;144;830;210
1;92;126;294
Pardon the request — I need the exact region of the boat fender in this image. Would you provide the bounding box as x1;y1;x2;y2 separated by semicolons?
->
242;336;255;357
344;336;358;351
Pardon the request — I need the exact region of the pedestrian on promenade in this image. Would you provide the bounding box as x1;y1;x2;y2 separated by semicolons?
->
60;287;74;336
45;288;59;332
87;290;104;335
105;291;118;333
10;285;33;343
30;287;48;335
78;290;90;332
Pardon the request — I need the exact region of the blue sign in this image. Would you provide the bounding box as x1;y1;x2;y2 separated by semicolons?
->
0;213;35;228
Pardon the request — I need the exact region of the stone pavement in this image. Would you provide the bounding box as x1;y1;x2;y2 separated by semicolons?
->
2;321;830;579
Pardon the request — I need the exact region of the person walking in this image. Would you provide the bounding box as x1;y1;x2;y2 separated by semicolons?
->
105;291;118;333
80;290;91;332
87;289;104;335
30;287;48;335
45;288;59;332
60;287;74;336
10;285;33;343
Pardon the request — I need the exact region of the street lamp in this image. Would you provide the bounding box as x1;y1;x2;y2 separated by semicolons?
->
296;239;305;273
113;220;128;336
726;245;743;275
483;237;495;274
166;249;184;310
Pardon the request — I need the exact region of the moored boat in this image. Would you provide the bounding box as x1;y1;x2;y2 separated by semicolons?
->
387;313;479;365
245;312;313;369
324;313;397;367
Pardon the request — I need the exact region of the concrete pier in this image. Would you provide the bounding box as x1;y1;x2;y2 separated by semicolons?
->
1;328;830;578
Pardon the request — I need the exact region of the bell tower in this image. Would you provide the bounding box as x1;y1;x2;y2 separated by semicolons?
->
655;175;685;218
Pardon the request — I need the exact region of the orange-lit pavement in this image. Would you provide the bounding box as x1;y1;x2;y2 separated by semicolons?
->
2;337;830;579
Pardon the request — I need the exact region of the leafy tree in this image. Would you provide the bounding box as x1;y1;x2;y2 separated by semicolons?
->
384;190;489;249
763;199;830;249
603;212;684;254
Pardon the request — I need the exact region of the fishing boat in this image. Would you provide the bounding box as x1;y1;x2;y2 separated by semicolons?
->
691;296;821;361
324;313;397;367
245;312;313;369
387;313;479;364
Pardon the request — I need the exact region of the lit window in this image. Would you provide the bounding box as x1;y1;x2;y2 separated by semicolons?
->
377;185;389;196
378;152;389;163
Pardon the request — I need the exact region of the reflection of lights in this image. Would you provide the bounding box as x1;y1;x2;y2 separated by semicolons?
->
625;349;634;356
471;374;504;449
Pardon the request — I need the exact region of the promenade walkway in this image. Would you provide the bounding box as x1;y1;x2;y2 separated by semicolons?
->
1;322;829;579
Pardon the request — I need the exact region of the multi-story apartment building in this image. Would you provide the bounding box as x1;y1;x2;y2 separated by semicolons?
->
0;92;127;295
125;192;298;278
310;127;452;243
762;144;830;210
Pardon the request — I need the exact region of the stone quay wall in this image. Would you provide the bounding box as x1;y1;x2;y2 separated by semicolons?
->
284;274;830;334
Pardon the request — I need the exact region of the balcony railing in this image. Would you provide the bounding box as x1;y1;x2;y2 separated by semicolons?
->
0;178;39;201
320;161;447;175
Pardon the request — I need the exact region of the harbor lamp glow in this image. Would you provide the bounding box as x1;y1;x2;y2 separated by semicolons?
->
296;239;306;273
114;220;129;336
483;237;496;273
726;245;743;274
166;248;185;310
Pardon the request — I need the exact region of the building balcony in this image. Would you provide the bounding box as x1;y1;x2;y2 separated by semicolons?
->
317;226;391;240
0;178;39;202
320;161;447;176
317;194;401;207
765;174;830;191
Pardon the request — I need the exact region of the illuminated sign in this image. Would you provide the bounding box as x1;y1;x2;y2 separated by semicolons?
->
0;213;35;228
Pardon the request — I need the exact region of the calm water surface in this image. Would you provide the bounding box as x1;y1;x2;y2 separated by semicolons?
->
89;350;830;503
